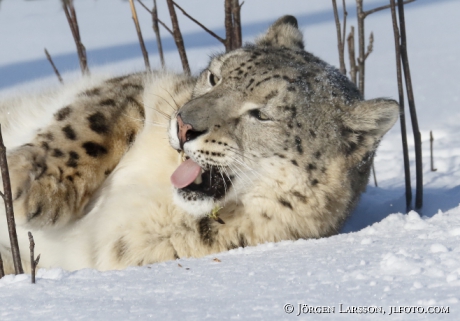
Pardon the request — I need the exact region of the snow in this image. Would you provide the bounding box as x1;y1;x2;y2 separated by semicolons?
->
1;0;460;319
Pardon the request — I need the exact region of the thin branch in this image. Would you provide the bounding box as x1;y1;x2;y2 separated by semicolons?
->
347;26;357;84
151;0;165;68
224;0;234;51
137;0;152;13
157;18;174;36
430;131;437;172
371;163;378;187
363;0;415;18
356;0;365;95
341;0;347;61
172;0;225;45
137;0;173;36
398;0;423;210
129;0;151;70
364;32;374;60
390;0;412;211
231;0;243;48
0;124;23;275
28;232;40;284
62;0;89;75
332;0;346;75
0;253;4;279
356;0;377;187
166;0;190;75
44;48;64;84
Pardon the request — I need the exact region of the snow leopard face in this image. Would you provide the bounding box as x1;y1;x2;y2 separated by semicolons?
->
168;16;399;222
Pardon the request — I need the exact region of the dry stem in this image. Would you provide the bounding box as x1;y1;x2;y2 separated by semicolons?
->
341;0;347;55
62;0;89;75
332;0;346;75
44;48;63;84
0;125;23;275
356;0;365;95
363;0;415;18
430;131;437;172
231;0;243;49
151;0;165;67
129;0;151;70
390;0;412;211
355;0;377;186
0;253;4;279
364;32;374;60
166;0;190;75
137;0;173;35
172;0;225;45
224;0;234;51
397;0;423;210
223;0;243;51
347;26;357;84
28;232;40;284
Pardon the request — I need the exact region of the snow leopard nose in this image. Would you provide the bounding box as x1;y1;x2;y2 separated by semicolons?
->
177;114;206;150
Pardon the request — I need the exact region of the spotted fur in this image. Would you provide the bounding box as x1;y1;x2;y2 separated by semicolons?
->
0;16;398;273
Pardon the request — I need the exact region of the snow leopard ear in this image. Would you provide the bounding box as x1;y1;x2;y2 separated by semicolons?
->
340;98;399;161
255;15;304;50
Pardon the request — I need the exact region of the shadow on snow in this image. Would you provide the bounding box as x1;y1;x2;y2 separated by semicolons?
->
342;184;460;233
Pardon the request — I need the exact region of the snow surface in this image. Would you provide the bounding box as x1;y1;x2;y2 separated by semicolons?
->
1;0;460;320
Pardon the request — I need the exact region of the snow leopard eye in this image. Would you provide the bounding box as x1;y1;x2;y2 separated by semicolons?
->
207;70;220;87
249;109;270;121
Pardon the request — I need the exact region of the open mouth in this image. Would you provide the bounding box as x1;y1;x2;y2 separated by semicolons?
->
170;154;233;199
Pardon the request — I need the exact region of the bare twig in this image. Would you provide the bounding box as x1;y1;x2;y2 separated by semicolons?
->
398;0;423;210
136;0;172;35
62;0;89;75
157;18;174;36
170;0;242;51
356;0;378;187
347;26;357;84
0;125;23;275
172;0;225;45
332;0;346;75
224;0;243;51
151;0;165;68
364;32;374;60
356;0;365;95
341;0;348;61
28;232;40;284
232;0;243;49
44;48;64;84
129;0;150;70
224;0;234;51
371;164;378;187
390;0;412;211
166;0;190;75
363;0;415;18
0;253;4;279
430;131;437;172
136;0;152;13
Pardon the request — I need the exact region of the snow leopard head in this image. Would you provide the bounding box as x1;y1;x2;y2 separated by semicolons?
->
168;15;398;234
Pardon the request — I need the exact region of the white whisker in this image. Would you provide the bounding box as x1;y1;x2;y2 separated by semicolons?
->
149;93;178;113
158;85;180;110
227;159;255;187
148;107;171;121
222;165;240;202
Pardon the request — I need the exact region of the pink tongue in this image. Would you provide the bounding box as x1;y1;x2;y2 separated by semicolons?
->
171;158;202;188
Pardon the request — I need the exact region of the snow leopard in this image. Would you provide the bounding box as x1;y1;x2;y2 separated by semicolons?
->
0;16;399;274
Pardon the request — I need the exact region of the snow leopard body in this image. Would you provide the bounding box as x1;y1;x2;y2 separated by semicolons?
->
0;16;398;273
